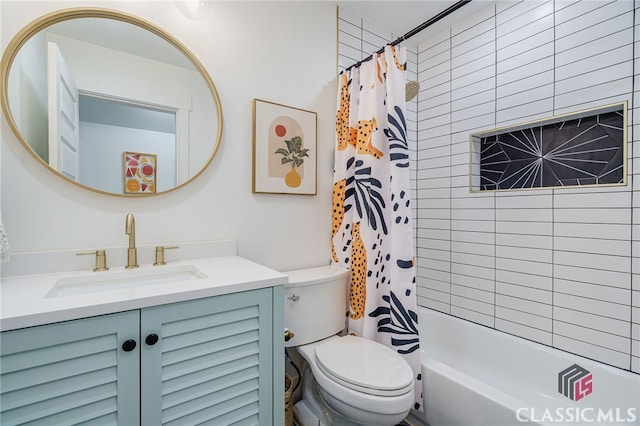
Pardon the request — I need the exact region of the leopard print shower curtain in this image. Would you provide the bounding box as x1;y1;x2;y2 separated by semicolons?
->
331;45;422;411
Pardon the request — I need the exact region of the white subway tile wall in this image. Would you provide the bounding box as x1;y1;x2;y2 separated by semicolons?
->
339;0;640;375
632;0;640;377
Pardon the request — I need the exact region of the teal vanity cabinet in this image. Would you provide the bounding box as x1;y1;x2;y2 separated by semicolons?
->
0;287;285;425
0;310;140;425
140;287;283;425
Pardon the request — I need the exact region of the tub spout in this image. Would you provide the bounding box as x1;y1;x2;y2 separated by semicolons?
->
125;213;138;268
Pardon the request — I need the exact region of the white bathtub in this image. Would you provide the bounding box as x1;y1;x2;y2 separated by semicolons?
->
419;307;640;426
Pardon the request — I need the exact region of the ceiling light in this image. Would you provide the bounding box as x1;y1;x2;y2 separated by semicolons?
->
176;0;210;20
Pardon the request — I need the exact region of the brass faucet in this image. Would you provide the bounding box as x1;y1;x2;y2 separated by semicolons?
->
125;213;139;268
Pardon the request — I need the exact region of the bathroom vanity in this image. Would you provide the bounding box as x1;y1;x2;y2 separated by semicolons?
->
0;246;286;425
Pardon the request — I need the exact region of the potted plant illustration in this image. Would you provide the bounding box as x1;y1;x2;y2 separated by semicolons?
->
274;135;309;188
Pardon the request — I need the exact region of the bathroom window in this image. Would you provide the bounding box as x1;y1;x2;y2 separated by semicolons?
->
470;102;627;191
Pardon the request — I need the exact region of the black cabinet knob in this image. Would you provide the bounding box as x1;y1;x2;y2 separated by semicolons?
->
145;333;159;346
122;339;137;352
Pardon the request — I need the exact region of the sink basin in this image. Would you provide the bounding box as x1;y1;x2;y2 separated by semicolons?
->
46;264;207;298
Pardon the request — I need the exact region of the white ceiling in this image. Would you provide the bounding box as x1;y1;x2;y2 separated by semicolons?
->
336;0;492;47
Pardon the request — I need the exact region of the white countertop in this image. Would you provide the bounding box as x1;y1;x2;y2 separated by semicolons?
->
1;256;287;331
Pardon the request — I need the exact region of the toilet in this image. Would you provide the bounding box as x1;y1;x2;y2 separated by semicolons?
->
284;265;414;426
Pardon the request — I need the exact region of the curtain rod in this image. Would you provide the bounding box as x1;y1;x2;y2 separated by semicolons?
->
343;0;472;72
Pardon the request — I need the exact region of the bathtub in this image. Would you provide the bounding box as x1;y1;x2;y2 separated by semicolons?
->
419;307;640;426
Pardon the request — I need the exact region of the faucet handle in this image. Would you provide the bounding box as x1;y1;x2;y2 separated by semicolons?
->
77;250;109;272
154;246;179;266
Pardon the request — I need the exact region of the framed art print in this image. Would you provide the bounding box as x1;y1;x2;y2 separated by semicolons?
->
124;151;156;194
252;99;317;195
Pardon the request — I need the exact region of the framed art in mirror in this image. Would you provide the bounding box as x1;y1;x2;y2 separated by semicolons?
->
124;152;156;194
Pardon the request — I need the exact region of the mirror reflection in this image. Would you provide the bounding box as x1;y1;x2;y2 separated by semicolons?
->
3;10;222;195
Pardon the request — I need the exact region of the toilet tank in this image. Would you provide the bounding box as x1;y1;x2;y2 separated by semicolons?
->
283;265;349;347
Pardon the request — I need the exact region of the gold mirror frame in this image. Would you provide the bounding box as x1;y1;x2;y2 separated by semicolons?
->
0;7;223;197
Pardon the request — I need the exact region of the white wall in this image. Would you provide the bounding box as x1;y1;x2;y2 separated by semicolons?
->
0;1;338;272
414;0;639;374
7;31;48;159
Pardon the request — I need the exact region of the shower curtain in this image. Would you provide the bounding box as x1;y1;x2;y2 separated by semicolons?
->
332;45;422;410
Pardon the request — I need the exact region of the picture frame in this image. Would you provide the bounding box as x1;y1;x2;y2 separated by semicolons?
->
124;151;157;194
252;99;317;195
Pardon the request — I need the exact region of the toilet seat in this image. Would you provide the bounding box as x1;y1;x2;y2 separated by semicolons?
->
314;335;414;397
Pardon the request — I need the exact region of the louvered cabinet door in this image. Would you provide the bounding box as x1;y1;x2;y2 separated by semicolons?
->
140;288;276;426
0;311;140;425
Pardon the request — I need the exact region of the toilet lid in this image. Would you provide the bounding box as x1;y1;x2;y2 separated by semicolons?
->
314;335;413;396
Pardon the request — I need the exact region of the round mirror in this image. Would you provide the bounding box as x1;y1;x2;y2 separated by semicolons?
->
1;8;223;196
